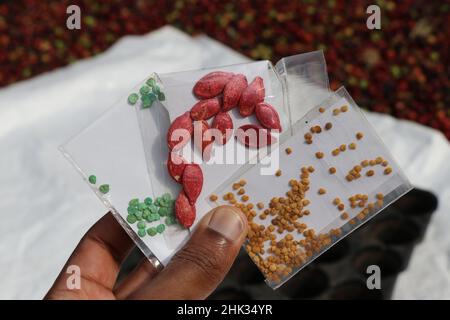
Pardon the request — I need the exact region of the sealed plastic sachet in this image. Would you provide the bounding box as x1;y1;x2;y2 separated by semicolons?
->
209;86;413;289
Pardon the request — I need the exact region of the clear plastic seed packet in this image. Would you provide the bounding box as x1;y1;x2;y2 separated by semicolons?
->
59;50;411;290
209;86;412;288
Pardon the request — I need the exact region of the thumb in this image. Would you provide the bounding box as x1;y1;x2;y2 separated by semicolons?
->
128;205;247;299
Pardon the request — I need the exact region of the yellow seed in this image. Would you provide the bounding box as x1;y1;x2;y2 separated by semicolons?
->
382;160;389;167
346;175;353;182
340;212;349;220
339;144;347;152
333;198;341;205
304;133;312;140
361;160;369;167
307;166;315;173
357;212;366;220
242;195;249;202
337;203;345;211
325;122;333;130
257;202;264;210
209;194;218;201
275;169;282;177
332;148;340;156
315;152;324;159
237;188;245;195
333;108;340;116
376;193;384;200
384;167;392;175
239;179;247;186
318;188;326;195
369;159;376;166
285;147;292;155
349;142;356;150
356;132;364;140
329;167;336;174
375;156;383;164
319;107;325;113
232;183;240;190
340;105;348;112
366;170;375;177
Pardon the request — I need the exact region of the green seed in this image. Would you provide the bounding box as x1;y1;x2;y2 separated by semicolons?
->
144;197;153;205
149;204;158;214
127;206;137;215
126;215;137;224
129;198;139;207
138;229;146;237
158;207;168;217
141;95;151;108
156;224;165;234
135;211;143;220
128;93;138;105
88;175;96;184
153;85;160;94
140;85;150;95
137;221;146;229
157;92;165;101
146;78;156;87
148;92;157;103
155;197;163;206
99;184;109;194
138;202;147;210
151;213;160;222
147;227;157;237
162;193;172;201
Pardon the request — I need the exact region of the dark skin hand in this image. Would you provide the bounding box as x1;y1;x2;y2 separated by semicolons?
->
45;205;247;299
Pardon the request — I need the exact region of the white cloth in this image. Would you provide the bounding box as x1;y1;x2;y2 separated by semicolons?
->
0;26;448;299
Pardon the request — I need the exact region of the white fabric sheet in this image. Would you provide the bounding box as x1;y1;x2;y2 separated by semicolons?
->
0;26;448;299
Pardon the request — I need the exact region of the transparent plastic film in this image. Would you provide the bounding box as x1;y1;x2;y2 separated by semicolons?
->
60;77;185;266
275;50;331;130
209;86;413;289
135;60;288;239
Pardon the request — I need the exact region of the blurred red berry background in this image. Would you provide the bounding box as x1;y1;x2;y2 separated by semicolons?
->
0;0;449;138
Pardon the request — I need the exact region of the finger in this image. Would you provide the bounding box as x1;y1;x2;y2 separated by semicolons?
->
45;212;135;299
114;257;159;299
129;205;247;299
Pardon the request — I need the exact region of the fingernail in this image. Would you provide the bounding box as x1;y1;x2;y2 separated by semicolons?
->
208;206;245;242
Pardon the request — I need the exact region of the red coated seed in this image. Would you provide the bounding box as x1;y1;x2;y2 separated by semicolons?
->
167;111;193;150
182;164;203;205
222;73;248;112
193;71;234;99
190;97;221;120
235;124;276;148
212;112;233;145
238;76;265;117
193;120;213;160
175;191;196;228
255;102;282;131
167;152;187;183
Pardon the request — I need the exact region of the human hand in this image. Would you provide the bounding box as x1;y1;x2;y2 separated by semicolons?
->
45;205;247;299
